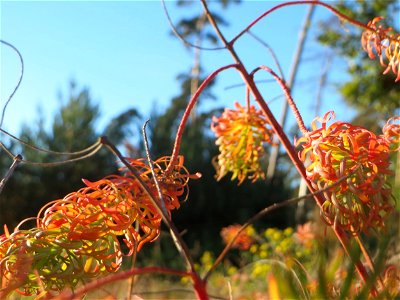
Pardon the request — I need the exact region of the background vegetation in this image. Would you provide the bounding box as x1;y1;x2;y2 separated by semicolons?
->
0;0;398;298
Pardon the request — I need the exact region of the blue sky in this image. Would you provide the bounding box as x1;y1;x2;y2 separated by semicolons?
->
1;1;361;141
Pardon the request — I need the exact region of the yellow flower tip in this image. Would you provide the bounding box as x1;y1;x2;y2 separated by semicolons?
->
211;102;273;184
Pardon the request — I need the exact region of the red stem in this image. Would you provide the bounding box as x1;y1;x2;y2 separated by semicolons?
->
235;62;377;294
55;266;210;300
230;0;374;45
55;267;192;300
252;65;308;134
193;276;209;300
166;63;238;173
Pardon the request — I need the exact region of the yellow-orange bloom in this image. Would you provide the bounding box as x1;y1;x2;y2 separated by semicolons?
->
361;17;400;81
211;102;273;184
296;112;394;234
221;224;254;251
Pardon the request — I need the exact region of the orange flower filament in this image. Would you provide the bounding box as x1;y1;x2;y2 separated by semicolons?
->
211;102;273;184
296;112;394;234
361;17;400;81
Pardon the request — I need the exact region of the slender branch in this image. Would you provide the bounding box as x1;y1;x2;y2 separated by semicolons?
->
160;0;225;51
0;154;22;194
252;65;308;134
247;31;286;80
0;142;103;167
100;136;196;274
0;40;24;128
230;1;377;45
166;63;238;173
0;128;103;156
142;120;168;216
224;79;276;90
203;168;359;281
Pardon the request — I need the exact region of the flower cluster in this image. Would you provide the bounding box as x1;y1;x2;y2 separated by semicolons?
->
0;156;197;297
361;17;400;81
211;102;273;184
220;224;255;251
296;112;395;234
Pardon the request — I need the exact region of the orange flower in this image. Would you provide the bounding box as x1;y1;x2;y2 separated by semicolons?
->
211;102;273;184
221;224;254;251
296;112;394;234
361;17;400;81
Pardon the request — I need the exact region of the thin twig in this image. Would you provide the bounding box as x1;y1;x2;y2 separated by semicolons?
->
160;0;225;51
0;142;103;167
247;31;286;80
100;136;196;274
224;79;276;90
0;40;24;128
0;154;22;194
0;128;103;156
142;120;168;216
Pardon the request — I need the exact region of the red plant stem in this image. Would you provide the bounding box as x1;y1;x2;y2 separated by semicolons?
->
54;267;193;300
245;86;250;112
192;276;209;300
252;65;308;134
166;63;238;173
200;0;376;294
239;45;378;299
231;0;375;45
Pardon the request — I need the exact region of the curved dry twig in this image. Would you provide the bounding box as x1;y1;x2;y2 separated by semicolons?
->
0;141;103;167
0;128;103;156
0;154;22;194
100;136;197;275
142;120;168;216
0;40;24;128
161;0;225;51
247;31;286;80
